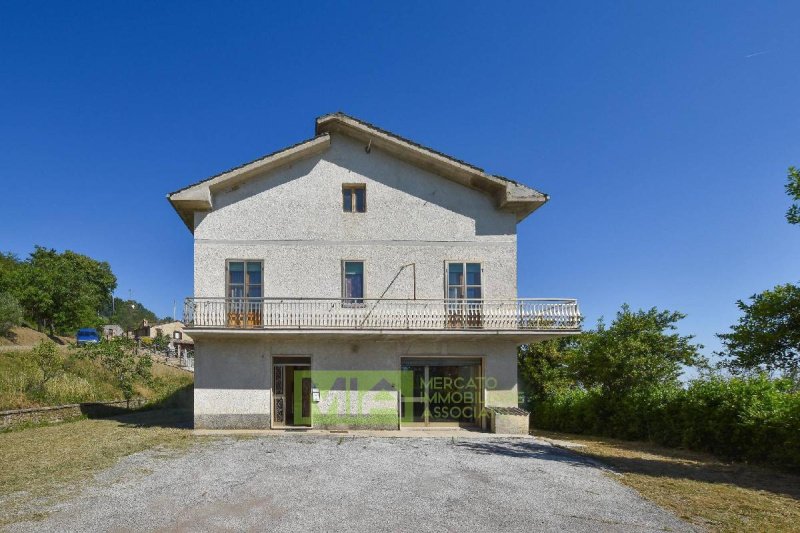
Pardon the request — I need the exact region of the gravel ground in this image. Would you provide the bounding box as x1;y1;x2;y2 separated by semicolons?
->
10;436;692;532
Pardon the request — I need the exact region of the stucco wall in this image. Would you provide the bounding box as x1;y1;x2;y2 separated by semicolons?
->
192;336;519;429
193;134;517;300
194;337;271;429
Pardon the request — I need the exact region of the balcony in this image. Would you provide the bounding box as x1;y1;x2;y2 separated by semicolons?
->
183;297;581;334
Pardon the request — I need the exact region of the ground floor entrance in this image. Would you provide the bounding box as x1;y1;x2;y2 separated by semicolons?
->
400;357;483;428
272;357;312;427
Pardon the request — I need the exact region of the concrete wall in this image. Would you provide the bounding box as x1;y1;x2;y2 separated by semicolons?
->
193;336;519;430
193;134;518;300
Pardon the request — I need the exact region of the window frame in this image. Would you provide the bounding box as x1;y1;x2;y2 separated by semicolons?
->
342;184;367;213
444;261;483;301
341;259;366;306
225;259;264;300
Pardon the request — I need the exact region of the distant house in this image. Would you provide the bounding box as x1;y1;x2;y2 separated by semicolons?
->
101;324;124;339
134;319;194;357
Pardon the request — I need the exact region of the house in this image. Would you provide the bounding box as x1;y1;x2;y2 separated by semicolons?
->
168;113;580;432
101;324;124;339
134;319;194;357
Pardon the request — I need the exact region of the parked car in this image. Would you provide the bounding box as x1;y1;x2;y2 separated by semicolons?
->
76;328;100;345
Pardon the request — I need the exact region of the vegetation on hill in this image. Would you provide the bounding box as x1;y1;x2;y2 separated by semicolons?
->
99;297;159;332
0;340;193;411
0;247;165;337
520;303;800;471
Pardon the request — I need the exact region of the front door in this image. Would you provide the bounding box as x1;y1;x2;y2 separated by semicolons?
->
272;358;312;427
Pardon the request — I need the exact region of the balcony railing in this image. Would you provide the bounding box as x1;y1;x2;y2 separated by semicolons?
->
183;297;581;332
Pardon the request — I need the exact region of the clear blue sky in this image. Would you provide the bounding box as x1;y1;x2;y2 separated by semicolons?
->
1;2;798;364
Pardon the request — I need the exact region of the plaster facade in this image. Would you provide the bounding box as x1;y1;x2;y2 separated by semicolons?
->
170;114;562;433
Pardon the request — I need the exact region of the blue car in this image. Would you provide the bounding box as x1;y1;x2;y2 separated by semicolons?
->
76;328;100;345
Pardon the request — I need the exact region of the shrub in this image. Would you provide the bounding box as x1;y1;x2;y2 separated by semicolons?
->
531;376;800;470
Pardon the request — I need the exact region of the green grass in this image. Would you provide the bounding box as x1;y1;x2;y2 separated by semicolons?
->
0;348;193;411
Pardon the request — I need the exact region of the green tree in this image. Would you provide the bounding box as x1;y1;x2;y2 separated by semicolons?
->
570;305;703;396
718;283;800;378
0;292;23;337
0;252;22;295
787;166;800;225
15;247;116;335
29;340;63;392
518;337;576;404
78;337;152;401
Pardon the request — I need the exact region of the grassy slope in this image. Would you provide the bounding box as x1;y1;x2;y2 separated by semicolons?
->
535;430;800;533
0;409;202;526
0;326;72;347
0;348;193;411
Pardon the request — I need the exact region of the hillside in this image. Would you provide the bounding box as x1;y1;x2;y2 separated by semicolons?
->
0;347;193;411
0;326;72;348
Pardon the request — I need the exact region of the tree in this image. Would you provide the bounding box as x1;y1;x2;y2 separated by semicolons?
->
0;292;23;337
570;305;703;396
77;337;152;401
787;166;800;225
29;341;63;392
14;247;116;335
518;337;577;404
718;283;800;377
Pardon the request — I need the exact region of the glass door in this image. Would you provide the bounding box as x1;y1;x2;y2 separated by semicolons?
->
400;358;482;427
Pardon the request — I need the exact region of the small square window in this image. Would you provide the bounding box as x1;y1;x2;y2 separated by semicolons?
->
343;185;366;212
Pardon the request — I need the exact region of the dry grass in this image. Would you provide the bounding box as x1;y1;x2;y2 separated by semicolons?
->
0;326;72;347
534;430;800;532
0;349;193;411
0;409;201;526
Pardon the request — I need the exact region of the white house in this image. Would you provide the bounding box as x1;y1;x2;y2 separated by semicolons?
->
168;113;580;432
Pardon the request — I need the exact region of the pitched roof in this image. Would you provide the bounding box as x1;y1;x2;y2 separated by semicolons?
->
168;113;548;231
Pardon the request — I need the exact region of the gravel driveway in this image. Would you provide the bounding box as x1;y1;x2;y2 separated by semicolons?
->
11;435;691;532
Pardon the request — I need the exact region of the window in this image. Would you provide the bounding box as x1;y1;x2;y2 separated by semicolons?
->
447;262;482;300
342;184;366;212
227;260;263;298
342;260;364;304
446;262;483;328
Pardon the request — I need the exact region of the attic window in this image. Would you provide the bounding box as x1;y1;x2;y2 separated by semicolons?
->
343;185;366;212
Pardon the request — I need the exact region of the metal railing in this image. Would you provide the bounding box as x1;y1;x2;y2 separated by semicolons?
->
183;297;581;331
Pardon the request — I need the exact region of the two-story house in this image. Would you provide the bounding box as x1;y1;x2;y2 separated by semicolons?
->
168;113;580;432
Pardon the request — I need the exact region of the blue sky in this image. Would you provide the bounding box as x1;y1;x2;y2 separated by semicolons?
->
1;2;798;364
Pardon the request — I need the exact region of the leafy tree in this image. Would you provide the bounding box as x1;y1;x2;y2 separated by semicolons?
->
0;252;22;295
787;166;800;225
518;337;577;404
0;292;23;337
718;283;800;378
29;340;63;392
14;247;116;335
77;337;152;401
152;332;170;353
570;305;703;396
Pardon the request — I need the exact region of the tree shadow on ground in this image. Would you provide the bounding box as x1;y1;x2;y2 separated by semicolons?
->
586;451;800;501
454;439;599;470
79;384;194;429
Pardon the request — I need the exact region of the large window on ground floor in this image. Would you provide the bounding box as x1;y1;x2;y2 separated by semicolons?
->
400;357;483;427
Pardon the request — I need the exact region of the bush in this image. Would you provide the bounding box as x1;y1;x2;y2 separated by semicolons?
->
531;376;800;470
0;292;23;337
